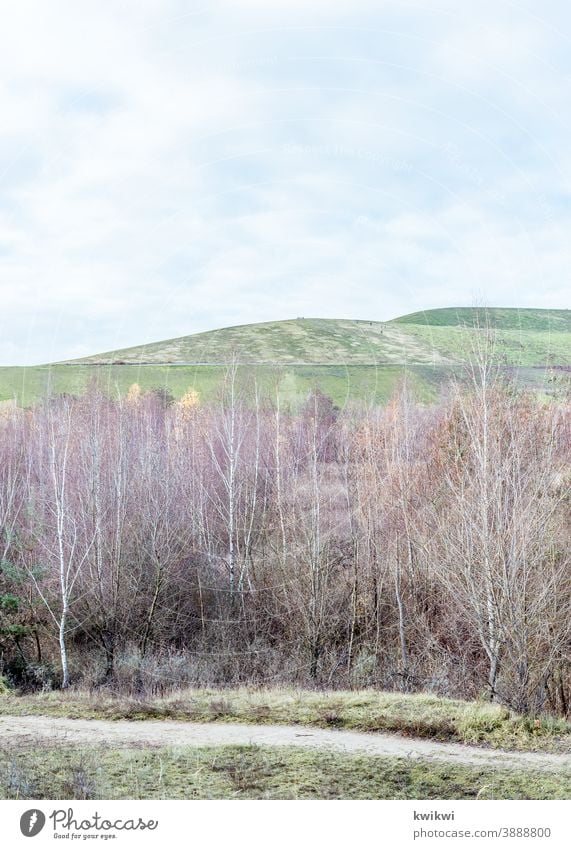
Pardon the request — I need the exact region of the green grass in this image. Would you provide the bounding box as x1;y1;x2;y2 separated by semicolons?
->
0;363;435;407
392;307;571;332
401;324;571;366
58;310;571;366
0;361;566;407
0;744;568;800
2;688;570;754
64;318;434;366
2;310;569;405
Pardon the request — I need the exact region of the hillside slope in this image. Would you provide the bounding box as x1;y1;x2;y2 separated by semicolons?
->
393;307;571;332
60;308;571;367
63;318;448;366
1;308;568;407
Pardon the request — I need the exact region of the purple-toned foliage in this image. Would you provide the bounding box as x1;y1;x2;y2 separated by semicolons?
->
0;379;569;715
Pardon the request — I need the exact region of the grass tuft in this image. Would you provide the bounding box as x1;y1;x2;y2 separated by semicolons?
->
0;744;568;801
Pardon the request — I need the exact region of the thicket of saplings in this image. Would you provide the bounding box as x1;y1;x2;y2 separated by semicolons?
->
0;360;569;718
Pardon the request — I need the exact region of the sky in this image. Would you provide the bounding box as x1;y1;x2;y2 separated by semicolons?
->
0;0;570;364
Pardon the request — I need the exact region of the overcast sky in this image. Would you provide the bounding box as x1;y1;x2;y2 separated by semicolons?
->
1;0;570;364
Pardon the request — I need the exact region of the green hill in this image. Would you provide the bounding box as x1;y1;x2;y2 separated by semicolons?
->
56;308;571;368
1;308;568;407
393;307;571;332
62;318;450;367
389;309;571;370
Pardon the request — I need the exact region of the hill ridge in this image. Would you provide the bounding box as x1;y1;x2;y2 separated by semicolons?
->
61;308;571;368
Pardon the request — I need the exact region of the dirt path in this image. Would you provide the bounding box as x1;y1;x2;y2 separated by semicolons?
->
2;715;570;774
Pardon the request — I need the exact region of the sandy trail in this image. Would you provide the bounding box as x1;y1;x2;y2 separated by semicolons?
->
1;715;570;774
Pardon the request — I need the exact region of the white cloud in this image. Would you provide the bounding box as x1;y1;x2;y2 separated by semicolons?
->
0;0;570;364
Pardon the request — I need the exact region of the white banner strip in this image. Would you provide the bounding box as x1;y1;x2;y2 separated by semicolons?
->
2;799;570;849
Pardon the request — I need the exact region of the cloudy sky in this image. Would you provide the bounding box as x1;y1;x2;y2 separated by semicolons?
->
1;0;570;364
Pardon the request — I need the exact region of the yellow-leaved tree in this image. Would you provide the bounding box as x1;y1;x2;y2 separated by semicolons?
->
125;383;141;405
177;387;200;420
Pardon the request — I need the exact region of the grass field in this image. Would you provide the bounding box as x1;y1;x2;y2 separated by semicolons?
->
0;361;565;408
2;688;569;754
62;318;443;366
0;363;436;407
1;744;568;800
62;309;571;367
393;307;571;332
1;308;568;405
401;324;571;366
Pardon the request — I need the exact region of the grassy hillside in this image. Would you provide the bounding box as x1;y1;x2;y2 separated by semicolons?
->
399;324;571;366
393;307;571;332
0;308;568;406
64;309;571;367
63;318;450;366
